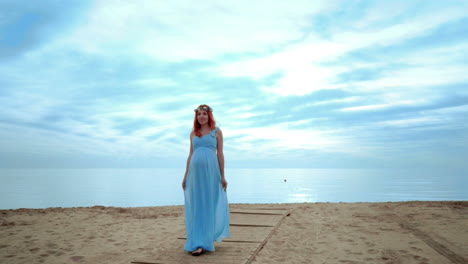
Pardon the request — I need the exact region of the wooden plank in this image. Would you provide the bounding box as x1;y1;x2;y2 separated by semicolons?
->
159;247;257;254
176;237;261;244
177;225;272;243
133;251;249;264
230;224;275;227
228;226;272;242
230;213;283;226
134;251;240;263
132;208;292;264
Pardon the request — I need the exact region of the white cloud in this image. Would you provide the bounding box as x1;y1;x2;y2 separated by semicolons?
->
224;125;349;155
211;37;348;96
133;78;178;87
0;92;67;123
337;6;466;48
260;64;343;96
424;104;468;115
377;117;445;128
1;1;467;168
340;104;390;112
338;42;468;94
0;123;121;156
211;2;468;96
60;0;336;61
306;96;360;107
339;95;430;112
349;65;468;95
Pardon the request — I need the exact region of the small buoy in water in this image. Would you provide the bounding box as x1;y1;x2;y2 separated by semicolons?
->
284;179;287;182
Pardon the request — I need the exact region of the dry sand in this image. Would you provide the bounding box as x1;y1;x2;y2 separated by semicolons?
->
0;201;467;264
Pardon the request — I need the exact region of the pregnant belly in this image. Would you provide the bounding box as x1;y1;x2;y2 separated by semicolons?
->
191;149;217;167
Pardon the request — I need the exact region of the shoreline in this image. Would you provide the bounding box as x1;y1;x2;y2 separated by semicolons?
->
1;201;467;263
2;199;467;211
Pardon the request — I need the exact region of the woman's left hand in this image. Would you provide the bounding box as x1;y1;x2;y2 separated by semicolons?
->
221;178;228;191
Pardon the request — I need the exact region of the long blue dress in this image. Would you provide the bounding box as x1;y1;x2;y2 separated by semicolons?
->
184;127;231;252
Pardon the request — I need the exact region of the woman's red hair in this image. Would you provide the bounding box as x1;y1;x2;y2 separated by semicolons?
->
193;104;216;137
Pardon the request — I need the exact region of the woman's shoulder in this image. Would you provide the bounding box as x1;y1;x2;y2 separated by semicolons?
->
214;127;223;136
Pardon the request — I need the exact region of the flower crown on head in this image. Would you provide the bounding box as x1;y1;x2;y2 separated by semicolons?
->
194;105;213;112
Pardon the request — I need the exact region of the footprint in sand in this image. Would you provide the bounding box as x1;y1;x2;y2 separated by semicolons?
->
412;254;428;261
29;247;40;253
381;249;401;263
365;241;376;247
410;246;422;252
61;246;74;252
70;256;85;262
338;260;359;263
47;242;58;248
270;240;285;246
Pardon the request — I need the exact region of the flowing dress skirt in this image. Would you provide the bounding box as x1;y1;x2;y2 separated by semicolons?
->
183;130;230;251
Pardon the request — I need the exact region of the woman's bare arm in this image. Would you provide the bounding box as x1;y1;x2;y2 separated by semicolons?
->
182;132;194;189
217;129;227;191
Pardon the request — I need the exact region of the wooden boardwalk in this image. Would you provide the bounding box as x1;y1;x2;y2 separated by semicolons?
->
131;208;292;264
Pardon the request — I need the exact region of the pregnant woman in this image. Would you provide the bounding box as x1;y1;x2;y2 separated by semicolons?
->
182;104;230;256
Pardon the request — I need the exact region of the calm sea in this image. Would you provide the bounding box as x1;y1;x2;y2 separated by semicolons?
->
0;168;466;209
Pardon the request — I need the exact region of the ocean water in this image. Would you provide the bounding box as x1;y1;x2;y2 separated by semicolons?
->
0;168;466;209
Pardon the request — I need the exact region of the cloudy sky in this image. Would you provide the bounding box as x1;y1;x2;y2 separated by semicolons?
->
1;0;467;169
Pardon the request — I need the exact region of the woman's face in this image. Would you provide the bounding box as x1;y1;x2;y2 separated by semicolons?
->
197;110;209;125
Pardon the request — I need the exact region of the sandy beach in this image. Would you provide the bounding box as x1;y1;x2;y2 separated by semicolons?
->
1;201;467;264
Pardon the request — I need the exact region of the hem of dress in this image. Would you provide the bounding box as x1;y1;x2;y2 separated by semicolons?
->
184;233;231;252
184;246;215;252
214;233;231;243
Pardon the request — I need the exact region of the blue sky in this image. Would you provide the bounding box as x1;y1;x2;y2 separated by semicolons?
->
1;0;467;168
